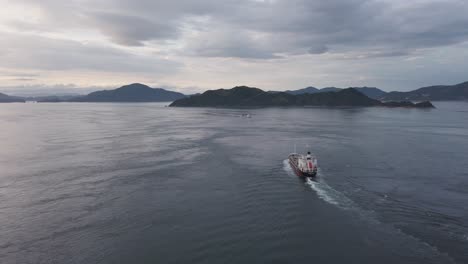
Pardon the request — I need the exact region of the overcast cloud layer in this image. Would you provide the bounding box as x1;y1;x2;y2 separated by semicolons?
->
1;0;468;93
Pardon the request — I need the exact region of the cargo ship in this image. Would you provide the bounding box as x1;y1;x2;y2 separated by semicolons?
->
288;151;318;177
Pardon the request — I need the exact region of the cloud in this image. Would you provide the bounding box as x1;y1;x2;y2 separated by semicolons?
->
0;32;180;73
11;78;36;81
86;12;179;46
5;0;468;59
0;72;39;78
308;46;329;55
1;0;468;91
115;0;468;58
184;27;281;59
0;84;111;96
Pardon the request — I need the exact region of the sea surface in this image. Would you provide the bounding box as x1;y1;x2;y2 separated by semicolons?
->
1;102;468;264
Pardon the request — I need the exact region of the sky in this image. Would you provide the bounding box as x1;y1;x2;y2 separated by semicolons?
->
1;0;468;95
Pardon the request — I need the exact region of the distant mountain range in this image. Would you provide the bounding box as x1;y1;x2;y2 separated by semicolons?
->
286;81;468;101
1;81;466;104
286;86;387;99
380;81;468;101
0;83;186;103
69;83;185;102
0;92;25;103
25;95;80;102
170;86;433;108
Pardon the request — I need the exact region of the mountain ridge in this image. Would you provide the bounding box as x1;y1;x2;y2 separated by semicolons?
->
380;81;468;101
69;83;186;102
2;81;466;103
286;86;386;99
170;86;434;108
287;81;468;101
0;92;25;103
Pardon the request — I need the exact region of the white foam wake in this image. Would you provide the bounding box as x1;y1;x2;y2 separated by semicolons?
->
283;160;456;262
283;159;355;210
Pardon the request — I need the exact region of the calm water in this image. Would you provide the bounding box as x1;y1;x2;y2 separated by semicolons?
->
1;102;467;264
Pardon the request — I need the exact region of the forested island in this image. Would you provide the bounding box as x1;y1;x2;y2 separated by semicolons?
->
169;86;434;108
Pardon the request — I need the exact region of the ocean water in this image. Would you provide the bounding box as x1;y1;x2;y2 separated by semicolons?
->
0;102;467;264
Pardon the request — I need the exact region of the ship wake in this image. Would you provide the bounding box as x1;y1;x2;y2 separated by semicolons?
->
283;159;356;210
282;159;457;263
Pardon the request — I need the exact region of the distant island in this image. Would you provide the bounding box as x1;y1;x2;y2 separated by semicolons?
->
380;81;468;101
0;92;25;103
286;81;468;101
0;83;185;103
67;83;186;102
170;86;434;108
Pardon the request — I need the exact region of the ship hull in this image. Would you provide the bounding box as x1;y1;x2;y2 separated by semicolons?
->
289;155;317;178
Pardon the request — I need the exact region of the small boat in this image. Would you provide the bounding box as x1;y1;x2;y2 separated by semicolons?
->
289;151;318;177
